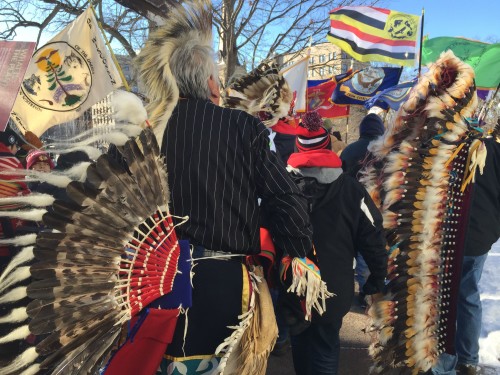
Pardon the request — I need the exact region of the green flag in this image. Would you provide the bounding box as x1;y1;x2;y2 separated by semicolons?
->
422;36;500;89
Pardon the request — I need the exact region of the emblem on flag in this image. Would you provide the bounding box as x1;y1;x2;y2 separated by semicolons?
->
331;67;402;106
24;44;92;110
386;13;418;40
306;80;349;119
11;7;122;136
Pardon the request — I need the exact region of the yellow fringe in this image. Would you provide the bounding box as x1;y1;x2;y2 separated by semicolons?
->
235;266;277;375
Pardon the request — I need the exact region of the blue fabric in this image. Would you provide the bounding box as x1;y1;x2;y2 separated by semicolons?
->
432;353;458;375
355;253;370;291
146;239;192;310
358;114;385;138
331;67;402;106
432;253;488;374
270;287;290;344
364;80;415;111
456;254;488;365
290;320;342;375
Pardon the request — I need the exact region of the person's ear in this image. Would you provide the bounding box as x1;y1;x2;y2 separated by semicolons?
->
208;75;220;105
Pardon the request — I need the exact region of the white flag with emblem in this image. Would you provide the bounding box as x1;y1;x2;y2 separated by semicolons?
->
280;55;309;113
10;7;122;136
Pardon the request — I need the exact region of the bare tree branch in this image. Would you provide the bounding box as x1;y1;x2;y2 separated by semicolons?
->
1;0;384;85
212;0;381;82
1;0;148;58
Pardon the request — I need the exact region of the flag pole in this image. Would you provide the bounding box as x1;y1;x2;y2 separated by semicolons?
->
345;115;349;144
305;39;312;112
89;2;131;91
417;8;425;76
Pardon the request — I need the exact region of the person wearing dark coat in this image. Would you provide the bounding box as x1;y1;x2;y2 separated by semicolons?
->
286;112;387;375
340;111;385;178
340;111;386;304
271;118;298;165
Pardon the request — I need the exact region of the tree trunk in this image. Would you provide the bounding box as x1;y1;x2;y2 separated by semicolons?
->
221;0;240;85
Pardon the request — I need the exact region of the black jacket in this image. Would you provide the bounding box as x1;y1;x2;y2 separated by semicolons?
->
290;170;387;323
340;136;376;178
273;132;296;165
464;138;500;256
161;99;312;257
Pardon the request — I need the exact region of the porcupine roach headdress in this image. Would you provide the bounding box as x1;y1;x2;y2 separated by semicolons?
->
360;50;487;374
0;124;183;374
222;62;293;127
135;0;213;142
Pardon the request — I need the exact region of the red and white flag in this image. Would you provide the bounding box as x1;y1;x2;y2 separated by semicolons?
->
281;56;308;113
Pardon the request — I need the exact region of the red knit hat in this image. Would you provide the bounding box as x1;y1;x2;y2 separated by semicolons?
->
295;112;331;152
288;149;342;169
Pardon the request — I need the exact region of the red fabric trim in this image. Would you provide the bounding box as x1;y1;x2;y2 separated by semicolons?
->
288;149;342;168
260;227;276;253
0;144;14;154
105;308;179;375
271;120;298;135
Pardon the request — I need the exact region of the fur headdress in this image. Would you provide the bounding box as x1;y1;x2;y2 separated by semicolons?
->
135;0;213;141
222;62;292;127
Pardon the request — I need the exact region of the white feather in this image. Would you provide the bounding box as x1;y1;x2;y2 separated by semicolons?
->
20;364;40;375
0;324;30;344
0;246;34;284
55;145;101;160
0;266;30;293
0;193;55;208
64;162;91;182
0;209;46;221
118;124;143;137
153;121;168;144
28;171;72;188
49;132;131;151
0;286;27;304
0;347;38;375
112;90;148;126
0;234;37;246
0;307;28;324
0;169;72;188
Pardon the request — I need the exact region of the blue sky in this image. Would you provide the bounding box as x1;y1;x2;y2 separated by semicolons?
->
10;0;500;45
385;0;500;42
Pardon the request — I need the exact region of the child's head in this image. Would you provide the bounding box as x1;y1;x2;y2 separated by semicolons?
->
26;150;54;173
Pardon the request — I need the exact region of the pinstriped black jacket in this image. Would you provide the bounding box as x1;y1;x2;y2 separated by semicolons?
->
161;98;312;257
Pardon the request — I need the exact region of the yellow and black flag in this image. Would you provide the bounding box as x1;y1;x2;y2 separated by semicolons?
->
327;6;420;67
